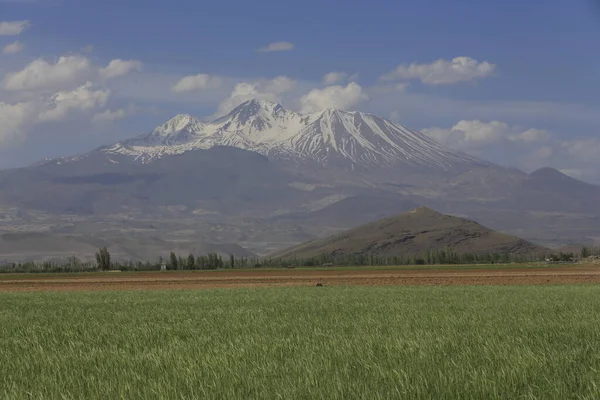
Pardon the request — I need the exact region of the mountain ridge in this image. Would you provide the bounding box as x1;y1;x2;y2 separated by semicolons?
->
51;99;485;172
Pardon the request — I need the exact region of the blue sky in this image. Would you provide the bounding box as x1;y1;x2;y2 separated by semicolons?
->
1;0;599;181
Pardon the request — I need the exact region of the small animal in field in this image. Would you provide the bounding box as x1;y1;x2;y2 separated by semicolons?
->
316;283;324;287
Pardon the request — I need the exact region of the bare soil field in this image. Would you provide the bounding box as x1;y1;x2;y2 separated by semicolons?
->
2;265;600;292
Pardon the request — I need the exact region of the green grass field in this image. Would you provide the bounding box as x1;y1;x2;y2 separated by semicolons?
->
2;285;600;399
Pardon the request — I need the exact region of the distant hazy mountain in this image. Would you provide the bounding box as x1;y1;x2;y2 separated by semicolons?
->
271;207;548;260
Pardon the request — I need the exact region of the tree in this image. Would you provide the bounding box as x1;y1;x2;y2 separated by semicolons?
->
169;252;178;270
67;256;82;270
95;247;111;271
229;254;235;269
197;255;206;270
187;253;196;269
582;246;591;258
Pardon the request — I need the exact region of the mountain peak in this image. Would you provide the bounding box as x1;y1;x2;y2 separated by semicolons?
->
318;108;349;119
153;114;204;136
408;206;436;214
122;113;206;149
223;98;287;121
244;98;282;108
528;167;581;183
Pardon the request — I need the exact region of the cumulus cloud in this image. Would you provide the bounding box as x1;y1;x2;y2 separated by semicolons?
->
171;73;222;93
510;128;551;143
381;56;496;85
99;59;143;80
423;119;600;183
300;82;368;113
92;108;126;124
0;81;116;147
553;138;600;183
3;56;143;91
322;72;347;85
215;76;296;116
258;41;295;52
389;110;403;121
322;72;360;85
422;120;550;153
521;139;600;182
560;137;600;164
262;75;295;94
3;56;93;91
38;82;110;122
2;40;24;54
0;20;30;36
0;101;34;145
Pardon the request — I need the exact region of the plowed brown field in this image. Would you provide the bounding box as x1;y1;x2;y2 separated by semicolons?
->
2;265;600;292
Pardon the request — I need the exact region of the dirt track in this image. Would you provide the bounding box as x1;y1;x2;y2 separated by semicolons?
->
2;266;600;292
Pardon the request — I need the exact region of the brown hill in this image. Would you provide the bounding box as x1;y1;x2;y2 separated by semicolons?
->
270;207;548;259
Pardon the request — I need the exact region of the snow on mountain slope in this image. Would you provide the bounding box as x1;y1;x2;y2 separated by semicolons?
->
100;99;482;170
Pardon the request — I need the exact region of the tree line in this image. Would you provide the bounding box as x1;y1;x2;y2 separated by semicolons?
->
0;245;565;274
272;248;547;267
580;246;600;258
0;249;266;274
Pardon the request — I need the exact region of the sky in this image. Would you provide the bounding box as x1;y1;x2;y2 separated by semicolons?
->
1;0;599;182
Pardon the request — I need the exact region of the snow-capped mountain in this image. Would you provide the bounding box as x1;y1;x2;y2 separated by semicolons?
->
9;99;600;254
101;99;483;170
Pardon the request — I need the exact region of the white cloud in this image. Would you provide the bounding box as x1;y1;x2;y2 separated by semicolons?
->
99;59;143;80
300;82;368;113
552;138;600;183
262;75;296;94
423;119;600;183
2;40;24;54
322;72;360;85
0;20;30;36
82;44;94;54
509;128;550;143
560;137;600;164
3;56;143;91
381;56;496;85
393;82;409;92
3;56;93;91
389;110;402;121
322;72;347;85
423;120;550;153
92;108;126;124
38;82;110;122
215;76;296;116
171;74;222;93
0;81;116;146
258;41;295;52
0;101;34;145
